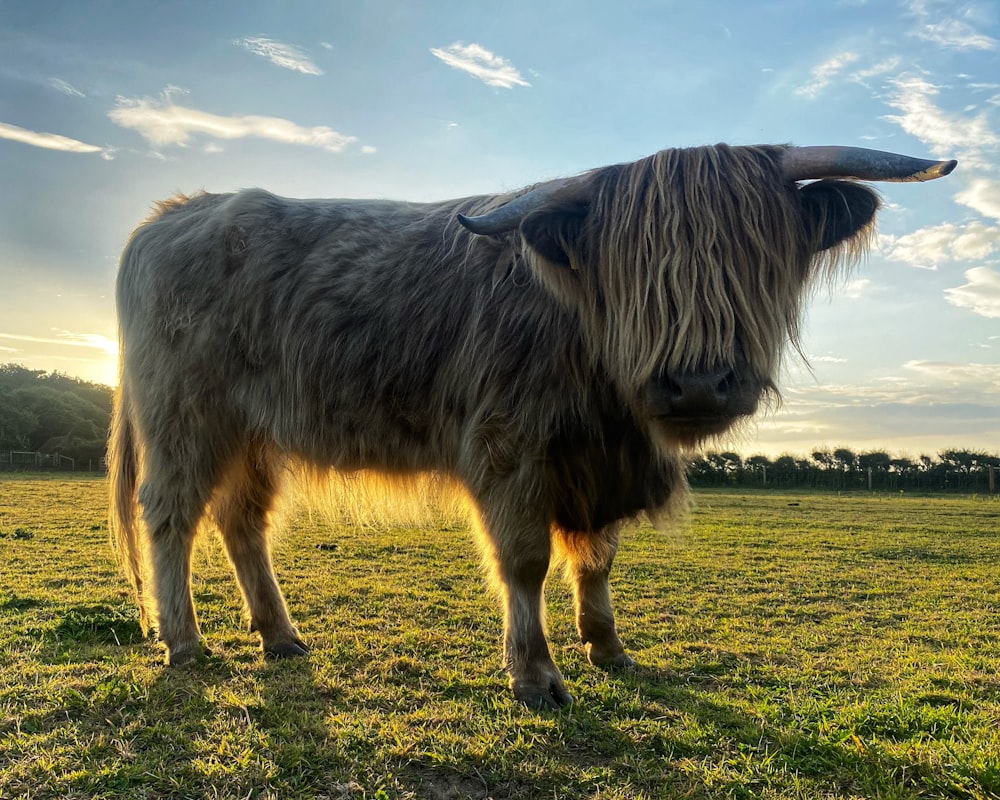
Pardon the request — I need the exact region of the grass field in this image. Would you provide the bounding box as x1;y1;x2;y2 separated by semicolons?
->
1;475;999;799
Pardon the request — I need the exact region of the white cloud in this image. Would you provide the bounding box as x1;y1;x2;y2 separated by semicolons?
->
844;278;872;298
109;88;359;153
944;266;1000;318
48;78;85;97
956;178;1000;222
903;358;1000;387
0;331;118;354
795;51;860;99
810;355;849;363
914;18;998;50
430;42;530;89
882;74;999;165
0;121;109;156
234;36;323;75
850;57;902;85
882;221;1000;266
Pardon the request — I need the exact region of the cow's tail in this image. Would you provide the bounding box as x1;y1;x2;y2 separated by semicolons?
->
108;381;150;634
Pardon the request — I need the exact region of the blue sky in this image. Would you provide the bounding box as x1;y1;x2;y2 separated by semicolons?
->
1;0;998;458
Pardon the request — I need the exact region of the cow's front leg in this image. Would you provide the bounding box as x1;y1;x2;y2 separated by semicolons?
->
475;503;572;709
556;525;635;669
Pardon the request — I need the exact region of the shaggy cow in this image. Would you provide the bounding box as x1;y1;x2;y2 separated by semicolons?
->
110;143;955;708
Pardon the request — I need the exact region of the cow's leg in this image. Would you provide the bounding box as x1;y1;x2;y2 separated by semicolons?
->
555;525;635;669
212;449;307;658
139;453;214;666
474;500;572;710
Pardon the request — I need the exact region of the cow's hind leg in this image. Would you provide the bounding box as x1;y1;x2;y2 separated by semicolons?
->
555;525;635;669
213;448;307;659
140;455;215;666
474;499;573;710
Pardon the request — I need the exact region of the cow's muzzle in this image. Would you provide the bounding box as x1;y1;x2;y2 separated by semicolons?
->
645;367;760;439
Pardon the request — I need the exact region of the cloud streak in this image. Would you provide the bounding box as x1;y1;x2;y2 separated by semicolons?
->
234;36;323;75
430;43;530;88
795;51;859;99
0;121;110;158
0;331;118;354
48;78;85;97
912;13;998;50
109;88;359;153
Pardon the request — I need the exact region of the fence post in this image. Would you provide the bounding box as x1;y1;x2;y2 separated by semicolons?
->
867;467;873;491
990;465;996;494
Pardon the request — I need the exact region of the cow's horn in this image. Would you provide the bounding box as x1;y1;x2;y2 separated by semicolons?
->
457;179;572;235
783;146;958;182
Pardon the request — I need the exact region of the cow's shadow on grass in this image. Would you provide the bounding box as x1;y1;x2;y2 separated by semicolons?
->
29;602;986;798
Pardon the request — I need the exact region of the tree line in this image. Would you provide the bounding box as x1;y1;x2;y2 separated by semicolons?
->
1;362;997;491
0;363;112;467
689;448;1000;493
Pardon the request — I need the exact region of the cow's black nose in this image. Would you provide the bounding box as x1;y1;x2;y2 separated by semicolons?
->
662;369;735;417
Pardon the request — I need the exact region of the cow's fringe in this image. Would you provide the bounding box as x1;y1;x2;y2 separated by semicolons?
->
564;144;874;397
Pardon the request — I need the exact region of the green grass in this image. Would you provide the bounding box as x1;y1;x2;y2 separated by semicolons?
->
1;476;999;799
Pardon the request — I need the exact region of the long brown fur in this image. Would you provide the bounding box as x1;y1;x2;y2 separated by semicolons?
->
109;143;880;707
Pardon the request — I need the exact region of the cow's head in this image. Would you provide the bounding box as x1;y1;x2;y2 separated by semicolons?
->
459;144;956;448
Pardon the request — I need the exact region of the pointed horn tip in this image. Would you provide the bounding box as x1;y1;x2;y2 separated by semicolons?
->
938;158;958;177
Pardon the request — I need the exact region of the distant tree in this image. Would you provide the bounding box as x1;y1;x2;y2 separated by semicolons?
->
811;449;835;470
833;448;857;472
858;451;890;472
0;363;112;465
939;449;1000;475
0;404;38;450
773;455;798;471
889;457;915;474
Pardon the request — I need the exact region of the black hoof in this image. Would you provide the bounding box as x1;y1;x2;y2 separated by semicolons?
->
264;638;310;659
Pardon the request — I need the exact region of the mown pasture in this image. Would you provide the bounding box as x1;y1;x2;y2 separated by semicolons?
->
1;475;998;799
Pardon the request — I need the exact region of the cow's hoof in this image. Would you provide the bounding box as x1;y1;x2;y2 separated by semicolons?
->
264;638;310;659
512;678;574;711
166;641;211;666
586;642;637;671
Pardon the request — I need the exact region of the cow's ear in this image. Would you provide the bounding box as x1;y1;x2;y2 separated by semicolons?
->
798;179;880;252
519;196;590;269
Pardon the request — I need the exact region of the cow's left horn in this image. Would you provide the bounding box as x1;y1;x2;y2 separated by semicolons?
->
783;146;958;182
457;179;572;235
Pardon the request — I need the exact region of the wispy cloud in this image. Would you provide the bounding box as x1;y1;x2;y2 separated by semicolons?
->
903;358;1000;388
844;278;872;298
0;331;118;354
850;57;902;85
945;267;1000;318
809;355;849;363
109;87;359;153
913;18;998;51
48;78;85;97
882;74;999;165
881;221;1000;267
234;36;323;75
430;42;530;89
0;121;111;158
795;51;860;99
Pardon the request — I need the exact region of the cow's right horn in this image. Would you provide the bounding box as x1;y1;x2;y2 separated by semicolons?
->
783;146;958;182
457;179;572;235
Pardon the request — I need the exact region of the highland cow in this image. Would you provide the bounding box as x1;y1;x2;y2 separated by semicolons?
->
109;143;955;708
